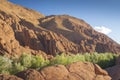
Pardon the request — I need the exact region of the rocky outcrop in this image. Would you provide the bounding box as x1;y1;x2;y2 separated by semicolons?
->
0;1;79;55
40;15;120;54
16;69;44;80
0;62;112;80
0;0;46;56
0;8;79;55
0;74;23;80
41;65;69;80
15;62;111;80
40;62;111;80
0;0;44;24
38;31;79;55
0;13;21;55
0;13;46;56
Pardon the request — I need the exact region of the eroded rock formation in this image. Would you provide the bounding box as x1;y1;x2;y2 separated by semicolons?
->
39;15;120;54
0;0;120;56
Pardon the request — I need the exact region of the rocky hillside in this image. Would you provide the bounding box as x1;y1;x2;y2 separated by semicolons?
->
0;0;120;56
39;15;120;53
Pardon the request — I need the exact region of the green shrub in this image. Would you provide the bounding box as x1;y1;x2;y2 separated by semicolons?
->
50;52;118;68
50;53;86;65
31;55;49;69
0;52;118;75
10;62;25;74
96;53;118;68
81;52;118;68
50;53;68;65
0;56;12;74
19;53;32;68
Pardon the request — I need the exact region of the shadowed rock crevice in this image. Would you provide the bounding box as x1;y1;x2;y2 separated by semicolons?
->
106;56;120;80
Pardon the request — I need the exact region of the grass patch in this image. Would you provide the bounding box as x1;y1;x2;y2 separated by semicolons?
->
0;52;118;74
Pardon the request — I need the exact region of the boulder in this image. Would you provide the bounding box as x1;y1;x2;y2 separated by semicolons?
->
66;62;111;80
41;65;69;80
40;62;111;80
16;69;44;80
0;74;23;80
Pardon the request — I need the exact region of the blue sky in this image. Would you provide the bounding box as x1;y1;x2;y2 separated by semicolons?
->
8;0;120;43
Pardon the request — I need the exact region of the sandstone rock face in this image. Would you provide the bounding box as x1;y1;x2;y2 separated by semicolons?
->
0;0;120;56
0;0;45;24
0;74;23;80
0;1;79;55
40;62;111;80
0;12;21;55
0;0;46;56
40;15;120;54
38;31;79;55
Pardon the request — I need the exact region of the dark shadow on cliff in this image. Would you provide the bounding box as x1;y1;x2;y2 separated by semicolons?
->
11;19;45;52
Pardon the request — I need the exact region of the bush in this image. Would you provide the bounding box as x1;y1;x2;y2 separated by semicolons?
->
50;53;86;65
19;53;32;68
0;56;12;74
10;62;25;74
50;52;118;68
0;52;118;74
31;55;49;69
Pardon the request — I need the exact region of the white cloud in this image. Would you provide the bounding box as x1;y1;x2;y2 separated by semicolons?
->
94;26;112;35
